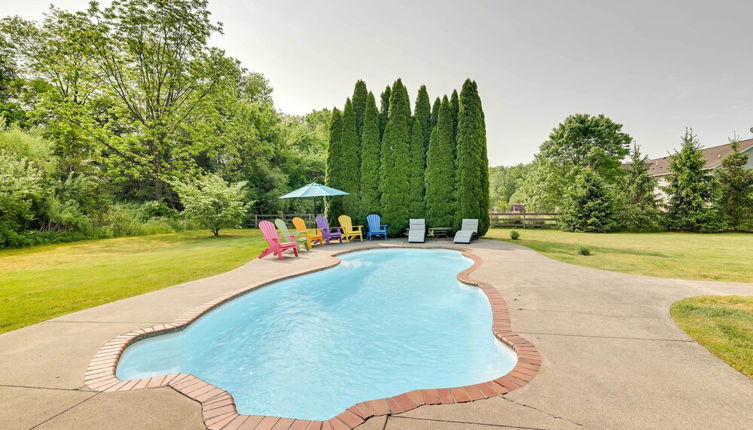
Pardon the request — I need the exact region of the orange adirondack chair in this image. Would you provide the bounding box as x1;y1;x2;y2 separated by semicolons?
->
338;215;363;242
258;221;299;260
292;217;323;248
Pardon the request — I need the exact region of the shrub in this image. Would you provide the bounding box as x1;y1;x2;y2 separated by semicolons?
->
173;174;251;237
578;246;591;256
510;230;520;240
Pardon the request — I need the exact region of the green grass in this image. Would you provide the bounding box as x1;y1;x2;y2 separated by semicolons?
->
486;229;753;283
671;296;753;378
0;229;266;334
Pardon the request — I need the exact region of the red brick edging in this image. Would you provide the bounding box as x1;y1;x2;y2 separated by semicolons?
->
84;245;540;429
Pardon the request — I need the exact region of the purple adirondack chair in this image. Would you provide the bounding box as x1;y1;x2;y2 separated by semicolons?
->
315;215;343;244
258;220;299;260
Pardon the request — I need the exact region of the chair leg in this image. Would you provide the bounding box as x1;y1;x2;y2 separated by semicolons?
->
293;246;299;257
258;248;272;259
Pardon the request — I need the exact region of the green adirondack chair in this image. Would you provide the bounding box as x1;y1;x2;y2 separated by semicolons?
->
274;219;310;251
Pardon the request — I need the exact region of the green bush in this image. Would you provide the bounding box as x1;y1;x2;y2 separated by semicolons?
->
560;169;618;233
578;246;591;256
510;230;520;240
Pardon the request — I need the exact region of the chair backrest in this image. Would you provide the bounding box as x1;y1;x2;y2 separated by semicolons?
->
274;219;292;242
315;215;329;230
292;217;308;232
338;215;353;233
366;214;381;230
409;218;425;229
461;218;479;233
258;221;278;243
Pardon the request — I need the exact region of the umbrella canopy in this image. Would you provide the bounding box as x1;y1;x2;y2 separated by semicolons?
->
279;182;348;199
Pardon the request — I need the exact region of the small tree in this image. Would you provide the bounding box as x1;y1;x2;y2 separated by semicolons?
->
173;174;250;237
617;144;662;231
716;140;753;231
358;92;381;221
664;129;721;232
560;169;618;232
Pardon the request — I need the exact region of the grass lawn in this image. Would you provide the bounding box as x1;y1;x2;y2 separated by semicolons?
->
671;296;753;378
0;229;266;334
485;229;753;283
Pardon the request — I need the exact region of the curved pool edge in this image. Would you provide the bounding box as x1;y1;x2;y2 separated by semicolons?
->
83;244;541;430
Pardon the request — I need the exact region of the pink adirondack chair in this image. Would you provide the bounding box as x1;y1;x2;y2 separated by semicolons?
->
258;221;299;260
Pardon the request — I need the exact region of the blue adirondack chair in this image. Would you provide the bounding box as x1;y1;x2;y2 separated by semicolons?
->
366;214;388;240
315;215;343;244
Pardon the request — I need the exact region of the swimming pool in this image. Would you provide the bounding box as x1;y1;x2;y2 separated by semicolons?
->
116;248;517;421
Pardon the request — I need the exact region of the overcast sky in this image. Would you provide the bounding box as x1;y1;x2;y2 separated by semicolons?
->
5;0;753;165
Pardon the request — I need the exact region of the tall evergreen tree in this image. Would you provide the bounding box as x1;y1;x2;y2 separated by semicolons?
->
379;79;411;235
454;79;490;234
359;92;381;221
324;107;343;216
430;97;440;129
336;98;360;218
414;85;432;152
664;129;721;232
560;169;618;232
449;89;459;140
425;97;456;227
352;80;368;138
379;85;391;139
617;144;662;231
407;116;425;217
716;140;753;230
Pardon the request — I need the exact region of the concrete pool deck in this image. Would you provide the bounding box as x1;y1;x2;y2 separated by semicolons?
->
1;239;752;429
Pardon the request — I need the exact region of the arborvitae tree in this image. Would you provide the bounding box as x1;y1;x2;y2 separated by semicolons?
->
324;107;343;216
664;129;721;232
336;98;360;218
618;144;662;231
407;116;425;217
560;169;618;232
359;92;381;221
454;79;490;234
430;97;440;129
414;85;432;152
352;80;368;138
379;79;411;235
449;89;459;139
716;140;753;230
379;85;391;139
425;97;456;227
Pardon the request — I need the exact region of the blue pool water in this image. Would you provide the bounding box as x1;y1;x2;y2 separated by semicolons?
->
117;248;517;420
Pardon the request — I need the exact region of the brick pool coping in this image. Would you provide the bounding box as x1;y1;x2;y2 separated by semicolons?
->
83;244;540;430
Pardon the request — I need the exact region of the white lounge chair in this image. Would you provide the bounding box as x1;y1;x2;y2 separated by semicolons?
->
453;219;479;244
408;219;426;243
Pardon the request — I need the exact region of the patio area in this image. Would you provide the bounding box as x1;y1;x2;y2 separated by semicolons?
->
1;239;752;429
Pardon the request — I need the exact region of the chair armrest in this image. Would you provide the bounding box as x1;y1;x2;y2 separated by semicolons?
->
382;224;388;229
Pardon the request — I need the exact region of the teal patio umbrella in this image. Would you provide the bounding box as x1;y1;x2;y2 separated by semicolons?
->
279;182;349;215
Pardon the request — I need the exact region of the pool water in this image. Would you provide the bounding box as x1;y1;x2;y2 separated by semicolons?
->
117;248;517;420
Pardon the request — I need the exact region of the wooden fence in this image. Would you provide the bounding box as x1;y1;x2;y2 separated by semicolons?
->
252;212;558;229
252;213;317;227
489;212;559;229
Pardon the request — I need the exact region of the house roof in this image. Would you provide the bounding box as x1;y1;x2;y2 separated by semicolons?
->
644;138;753;177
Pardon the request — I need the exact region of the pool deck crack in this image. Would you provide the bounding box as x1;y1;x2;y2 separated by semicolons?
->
518;331;693;342
389;415;551;429
28;390;102;429
516;307;663;319
0;383;92;392
500;396;585;427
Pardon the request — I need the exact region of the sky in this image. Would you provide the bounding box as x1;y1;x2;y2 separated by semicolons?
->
4;0;753;165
